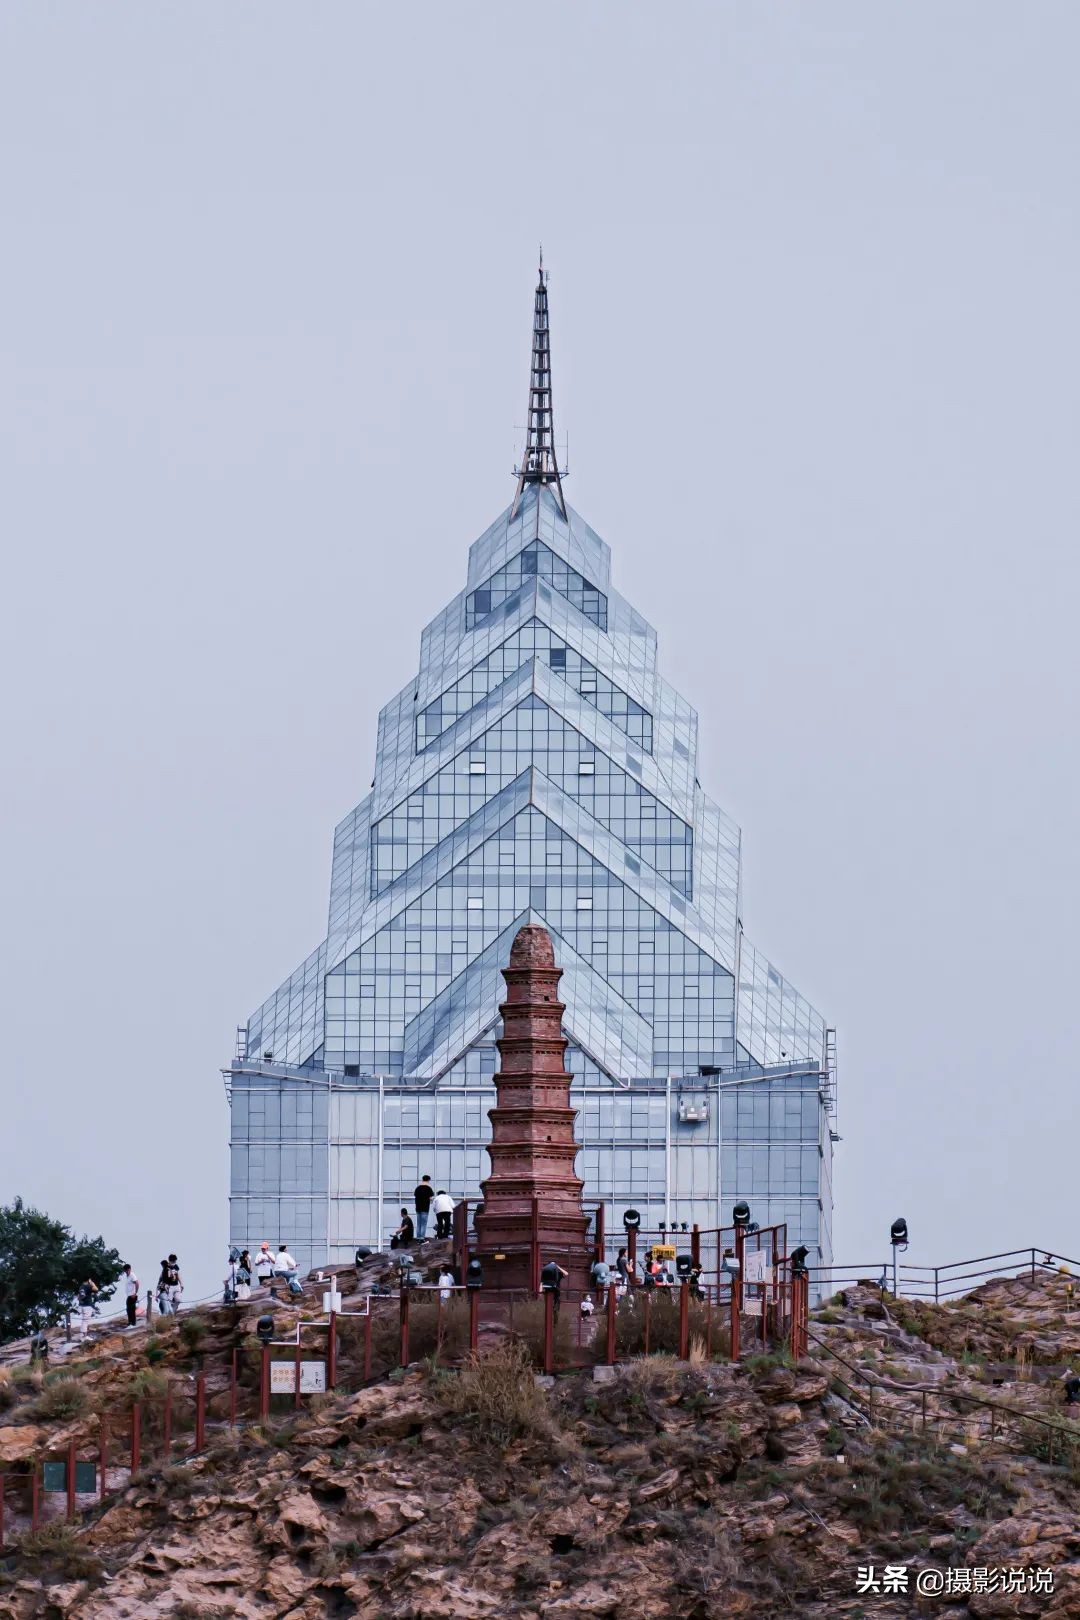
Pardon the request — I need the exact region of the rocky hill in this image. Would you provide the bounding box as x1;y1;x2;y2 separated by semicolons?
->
2;1263;1080;1619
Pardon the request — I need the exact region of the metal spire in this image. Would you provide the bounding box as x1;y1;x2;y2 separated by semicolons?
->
511;255;567;520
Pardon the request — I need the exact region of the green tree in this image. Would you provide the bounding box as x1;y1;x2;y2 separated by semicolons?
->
0;1198;124;1343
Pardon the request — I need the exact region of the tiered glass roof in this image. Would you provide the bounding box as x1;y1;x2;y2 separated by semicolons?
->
243;265;827;1087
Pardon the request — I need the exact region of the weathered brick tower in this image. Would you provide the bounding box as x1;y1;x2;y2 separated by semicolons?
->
474;924;592;1293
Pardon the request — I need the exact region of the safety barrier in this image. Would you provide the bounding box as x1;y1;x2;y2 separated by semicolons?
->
804;1323;1080;1464
804;1246;1080;1303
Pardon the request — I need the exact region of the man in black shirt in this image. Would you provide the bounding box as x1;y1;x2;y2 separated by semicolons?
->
390;1210;415;1250
413;1175;434;1241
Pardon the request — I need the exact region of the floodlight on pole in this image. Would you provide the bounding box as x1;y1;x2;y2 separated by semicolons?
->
889;1217;909;1298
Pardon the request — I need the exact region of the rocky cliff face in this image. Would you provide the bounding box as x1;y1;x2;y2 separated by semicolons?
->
2;1271;1080;1619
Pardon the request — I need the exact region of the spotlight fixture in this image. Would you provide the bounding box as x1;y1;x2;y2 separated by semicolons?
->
659;1221;667;1235
465;1258;484;1290
732;1201;751;1229
680;1221;689;1233
888;1218;909;1300
675;1254;693;1278
255;1314;275;1345
622;1208;642;1231
540;1260;563;1292
790;1245;809;1279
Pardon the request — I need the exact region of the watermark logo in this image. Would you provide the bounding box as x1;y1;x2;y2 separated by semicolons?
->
856;1565;1054;1597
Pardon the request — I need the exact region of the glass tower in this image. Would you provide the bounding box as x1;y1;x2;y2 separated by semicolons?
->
226;265;837;1276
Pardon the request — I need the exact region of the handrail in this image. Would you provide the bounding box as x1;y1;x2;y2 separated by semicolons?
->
804;1324;1078;1444
900;1246;1080;1276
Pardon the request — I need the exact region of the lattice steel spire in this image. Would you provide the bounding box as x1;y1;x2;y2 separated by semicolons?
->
511;253;568;520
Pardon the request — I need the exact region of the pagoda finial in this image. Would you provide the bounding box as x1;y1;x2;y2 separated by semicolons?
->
511;257;567;520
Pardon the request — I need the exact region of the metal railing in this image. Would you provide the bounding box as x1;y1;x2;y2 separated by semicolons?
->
806;1246;1080;1303
804;1323;1080;1464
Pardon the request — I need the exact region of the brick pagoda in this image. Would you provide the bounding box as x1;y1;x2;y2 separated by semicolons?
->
473;924;593;1293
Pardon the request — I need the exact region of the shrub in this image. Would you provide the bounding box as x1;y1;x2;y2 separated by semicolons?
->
435;1338;556;1444
604;1294;730;1360
507;1297;573;1368
742;1348;796;1376
25;1377;94;1421
178;1315;207;1353
402;1298;472;1362
10;1364;45;1389
155;1463;198;1498
819;1432;1013;1548
128;1367;170;1402
16;1521;104;1580
619;1354;689;1401
145;1334;167;1366
1016;1413;1080;1474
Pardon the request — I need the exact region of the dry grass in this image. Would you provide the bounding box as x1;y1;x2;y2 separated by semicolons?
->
435;1338;557;1444
25;1376;95;1421
619;1354;689;1400
507;1297;573;1367
128;1367;171;1401
16;1520;104;1580
604;1295;730;1360
178;1313;208;1349
405;1298;472;1362
10;1364;45;1390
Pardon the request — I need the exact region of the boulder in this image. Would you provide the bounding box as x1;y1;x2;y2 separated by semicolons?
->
278;1489;328;1536
633;1467;680;1503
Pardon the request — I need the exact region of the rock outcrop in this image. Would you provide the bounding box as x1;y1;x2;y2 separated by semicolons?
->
1;1273;1080;1617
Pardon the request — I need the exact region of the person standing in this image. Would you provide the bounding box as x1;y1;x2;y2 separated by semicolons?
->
413;1175;434;1241
77;1278;98;1337
120;1263;139;1327
254;1242;275;1289
163;1254;183;1314
438;1265;455;1303
432;1188;455;1240
236;1250;253;1300
540;1260;568;1319
155;1259;172;1315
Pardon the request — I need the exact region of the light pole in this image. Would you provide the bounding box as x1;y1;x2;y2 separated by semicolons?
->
890;1218;908;1298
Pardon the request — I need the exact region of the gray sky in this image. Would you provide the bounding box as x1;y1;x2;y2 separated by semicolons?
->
2;5;1078;1303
